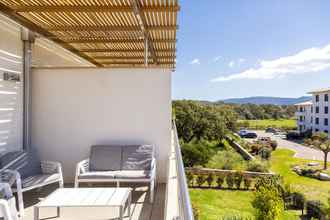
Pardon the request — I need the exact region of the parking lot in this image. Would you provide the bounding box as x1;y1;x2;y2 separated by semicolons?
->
244;130;329;161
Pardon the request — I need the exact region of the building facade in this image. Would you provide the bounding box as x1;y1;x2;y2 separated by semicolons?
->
296;88;330;136
295;101;313;133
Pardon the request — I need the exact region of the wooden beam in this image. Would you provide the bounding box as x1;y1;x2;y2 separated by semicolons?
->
100;61;173;65
62;38;176;44
130;0;158;65
92;55;174;60
78;48;176;53
0;3;102;67
12;5;180;13
46;25;178;32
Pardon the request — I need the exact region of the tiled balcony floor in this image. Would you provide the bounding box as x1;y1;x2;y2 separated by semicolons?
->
21;183;165;220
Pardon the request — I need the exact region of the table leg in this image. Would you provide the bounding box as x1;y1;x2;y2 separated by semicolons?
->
34;206;39;220
57;207;60;217
128;192;132;220
119;206;123;220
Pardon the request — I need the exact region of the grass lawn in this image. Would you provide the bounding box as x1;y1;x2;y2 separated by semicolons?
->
271;149;330;202
239;119;296;129
190;189;300;220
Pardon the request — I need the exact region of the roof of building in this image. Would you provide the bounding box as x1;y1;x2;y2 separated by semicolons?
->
294;101;313;106
0;0;179;68
308;88;330;94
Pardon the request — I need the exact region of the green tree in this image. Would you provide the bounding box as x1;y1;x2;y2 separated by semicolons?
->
305;132;330;170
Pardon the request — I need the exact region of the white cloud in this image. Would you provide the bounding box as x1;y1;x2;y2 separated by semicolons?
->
228;61;235;68
212;56;221;63
211;44;330;82
190;58;200;65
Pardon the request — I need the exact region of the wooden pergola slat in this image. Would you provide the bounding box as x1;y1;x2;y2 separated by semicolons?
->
0;0;179;68
78;49;176;53
46;25;178;32
92;55;174;60
63;39;176;44
12;5;180;13
0;2;102;67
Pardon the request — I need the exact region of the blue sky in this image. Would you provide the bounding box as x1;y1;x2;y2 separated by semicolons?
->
172;1;330;101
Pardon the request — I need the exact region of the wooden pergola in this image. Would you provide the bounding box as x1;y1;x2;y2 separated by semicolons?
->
0;0;179;68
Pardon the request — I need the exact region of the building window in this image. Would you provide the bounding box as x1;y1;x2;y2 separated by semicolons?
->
316;95;319;102
311;106;313;113
325;106;329;114
325;94;329;102
299;116;303;122
324;118;328;126
299;107;303;112
316;106;319;114
316;117;319;125
311;116;313;123
325;130;329;133
315;128;319;132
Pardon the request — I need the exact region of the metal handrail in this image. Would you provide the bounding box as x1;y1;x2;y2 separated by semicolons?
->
172;119;194;220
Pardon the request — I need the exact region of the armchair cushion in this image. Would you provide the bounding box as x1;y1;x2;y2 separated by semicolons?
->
115;170;151;179
89;145;122;171
121;145;153;170
78;171;116;180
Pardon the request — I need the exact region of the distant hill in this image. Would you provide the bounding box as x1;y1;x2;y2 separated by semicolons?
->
221;96;311;105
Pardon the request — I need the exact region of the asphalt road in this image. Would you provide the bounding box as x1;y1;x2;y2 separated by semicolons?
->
247;130;329;162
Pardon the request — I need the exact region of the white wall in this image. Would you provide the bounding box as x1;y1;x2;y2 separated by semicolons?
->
311;92;330;135
31;68;172;182
0;14;23;155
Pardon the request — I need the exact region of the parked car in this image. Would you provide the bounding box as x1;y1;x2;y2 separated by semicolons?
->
286;131;301;140
238;129;248;136
241;132;258;139
265;127;277;133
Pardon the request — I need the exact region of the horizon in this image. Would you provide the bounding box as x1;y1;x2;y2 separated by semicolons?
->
173;1;330;101
173;95;312;102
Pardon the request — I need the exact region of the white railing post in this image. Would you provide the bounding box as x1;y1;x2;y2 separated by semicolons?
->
172;119;194;220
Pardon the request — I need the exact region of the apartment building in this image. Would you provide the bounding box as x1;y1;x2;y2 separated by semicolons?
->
309;88;330;135
296;88;330;136
295;101;313;133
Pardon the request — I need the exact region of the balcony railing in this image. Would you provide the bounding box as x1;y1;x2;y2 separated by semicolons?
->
171;120;194;220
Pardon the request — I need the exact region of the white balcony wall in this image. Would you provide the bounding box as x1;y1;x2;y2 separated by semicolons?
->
0;14;23;156
31;68;172;183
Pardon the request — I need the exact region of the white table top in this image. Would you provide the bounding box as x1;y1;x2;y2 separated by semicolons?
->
36;188;131;208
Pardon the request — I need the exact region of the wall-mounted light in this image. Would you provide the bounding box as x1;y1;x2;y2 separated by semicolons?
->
3;72;20;82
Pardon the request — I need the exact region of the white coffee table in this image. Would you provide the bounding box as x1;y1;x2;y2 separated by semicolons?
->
34;188;132;220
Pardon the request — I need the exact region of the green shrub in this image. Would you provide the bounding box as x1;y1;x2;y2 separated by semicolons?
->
181;141;213;167
252;184;284;220
247;160;269;173
243;175;253;190
196;174;206;187
250;143;262;154
216;174;225;188
186;172;194;187
192;203;201;220
234;172;243;189
221;214;253;220
207;150;247;170
226;173;235;189
306;200;326;219
292;192;305;215
270;140;278;150
259;147;272;160
206;173;215;187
